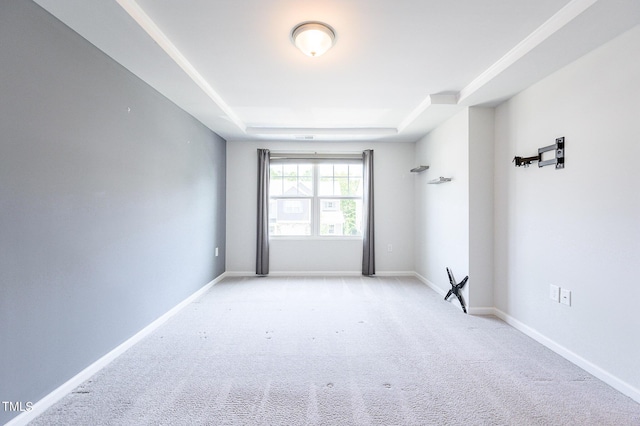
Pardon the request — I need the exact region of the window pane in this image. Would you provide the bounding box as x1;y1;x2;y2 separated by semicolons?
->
319;198;362;236
318;176;333;196
301;164;314;195
317;162;363;196
299;164;313;178
349;177;362;196
270;177;283;196
283;163;298;176
349;163;363;177
319;164;333;177
334;177;349;195
269;164;284;196
269;198;312;236
270;164;283;178
334;164;348;177
284;176;298;195
274;163;314;196
299;176;313;196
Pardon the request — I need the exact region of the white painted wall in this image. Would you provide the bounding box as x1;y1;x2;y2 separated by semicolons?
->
227;141;415;274
469;107;495;310
413;106;495;312
494;25;640;395
414;109;470;308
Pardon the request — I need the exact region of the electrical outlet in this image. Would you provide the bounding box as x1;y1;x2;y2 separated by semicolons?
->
560;288;571;306
549;284;560;302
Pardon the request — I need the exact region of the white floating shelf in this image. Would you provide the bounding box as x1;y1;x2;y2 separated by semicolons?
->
410;165;429;173
428;176;452;184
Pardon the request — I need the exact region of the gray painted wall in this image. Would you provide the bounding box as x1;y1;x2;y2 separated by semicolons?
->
0;1;226;423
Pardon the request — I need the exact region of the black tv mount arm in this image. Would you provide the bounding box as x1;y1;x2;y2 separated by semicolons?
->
513;137;565;169
513;154;540;167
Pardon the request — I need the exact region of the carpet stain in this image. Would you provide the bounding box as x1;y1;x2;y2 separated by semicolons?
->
571;377;590;382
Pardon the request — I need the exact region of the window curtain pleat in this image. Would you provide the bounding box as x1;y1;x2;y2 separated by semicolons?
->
256;149;270;275
362;149;375;276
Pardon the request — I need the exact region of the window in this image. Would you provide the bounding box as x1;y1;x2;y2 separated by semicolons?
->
269;160;362;237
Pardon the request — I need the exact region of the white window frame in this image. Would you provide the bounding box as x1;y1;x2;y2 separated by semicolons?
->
269;158;363;239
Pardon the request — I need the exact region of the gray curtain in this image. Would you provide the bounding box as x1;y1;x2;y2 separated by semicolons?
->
362;149;375;276
256;149;270;275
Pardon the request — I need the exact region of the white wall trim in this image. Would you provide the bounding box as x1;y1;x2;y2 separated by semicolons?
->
224;270;256;277
114;0;246;133
492;307;640;404
413;272;446;296
223;271;363;277
467;307;496;316
225;270;416;278
5;273;228;426
270;271;362;277
458;0;598;104
374;271;416;277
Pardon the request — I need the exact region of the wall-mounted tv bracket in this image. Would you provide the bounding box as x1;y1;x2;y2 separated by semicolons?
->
513;137;565;169
445;267;468;314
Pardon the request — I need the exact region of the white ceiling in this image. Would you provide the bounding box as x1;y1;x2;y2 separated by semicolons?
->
34;0;640;143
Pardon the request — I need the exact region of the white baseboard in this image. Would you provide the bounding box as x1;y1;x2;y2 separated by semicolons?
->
269;270;362;277
224;270;257;277
467;307;495;315
492;307;640;404
225;270;416;277
413;272;446;296
5;273;227;426
375;271;416;277
224;271;363;277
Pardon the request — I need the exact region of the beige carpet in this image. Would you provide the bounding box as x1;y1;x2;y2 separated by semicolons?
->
32;276;640;425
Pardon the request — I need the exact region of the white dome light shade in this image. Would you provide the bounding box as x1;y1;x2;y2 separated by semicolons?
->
291;22;335;57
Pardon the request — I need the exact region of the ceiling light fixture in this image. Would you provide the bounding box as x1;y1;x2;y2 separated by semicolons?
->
291;21;335;57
